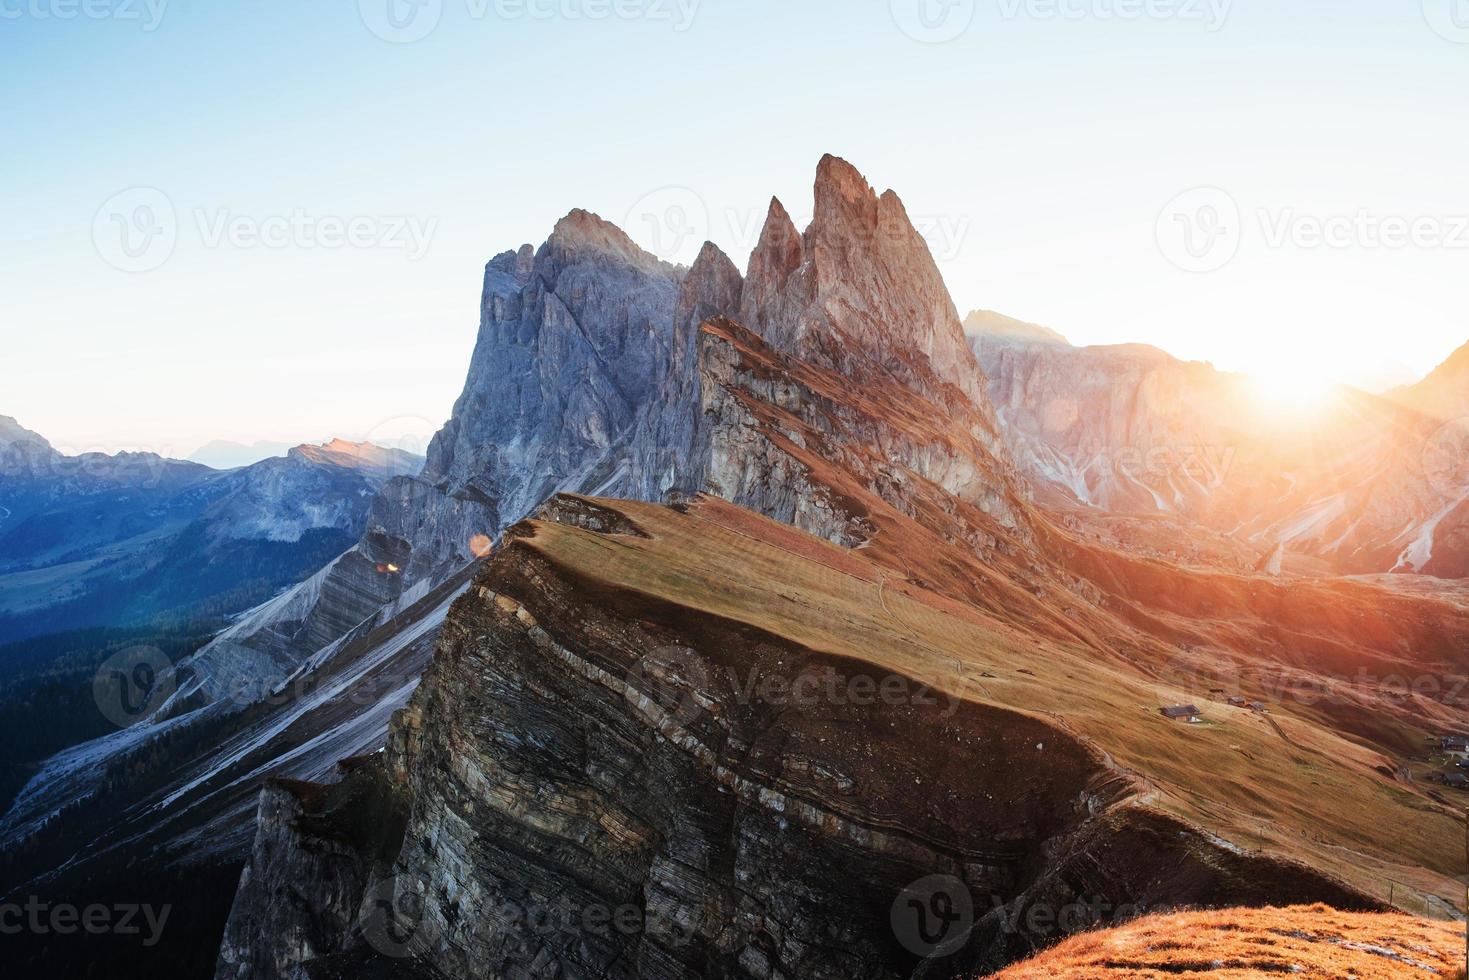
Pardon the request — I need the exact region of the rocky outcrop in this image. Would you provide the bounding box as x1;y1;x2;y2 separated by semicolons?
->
694;316;1027;548
971;327;1241;517
741;157;997;424
163;216;687;710
214;759;413;980
413;216;681;550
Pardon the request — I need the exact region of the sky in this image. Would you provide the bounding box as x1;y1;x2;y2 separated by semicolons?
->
3;0;1468;457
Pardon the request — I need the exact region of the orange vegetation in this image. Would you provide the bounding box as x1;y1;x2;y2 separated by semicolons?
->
987;904;1468;979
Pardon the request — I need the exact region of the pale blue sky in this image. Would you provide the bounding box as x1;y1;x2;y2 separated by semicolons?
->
3;0;1467;455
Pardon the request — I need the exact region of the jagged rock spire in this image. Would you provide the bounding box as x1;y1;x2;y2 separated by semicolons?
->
737;154;988;406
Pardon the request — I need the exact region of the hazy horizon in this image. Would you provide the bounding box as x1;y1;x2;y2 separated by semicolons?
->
5;0;1468;455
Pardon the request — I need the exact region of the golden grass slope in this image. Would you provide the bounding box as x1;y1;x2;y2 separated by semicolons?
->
987;905;1467;978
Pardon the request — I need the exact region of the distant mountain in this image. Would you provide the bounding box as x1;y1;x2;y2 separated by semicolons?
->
188;439;297;470
970;328;1469;578
0;430;423;644
1395;338;1469;421
964;308;1070;346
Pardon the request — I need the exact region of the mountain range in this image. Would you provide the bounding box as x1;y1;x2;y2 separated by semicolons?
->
1;157;1465;980
0;423;421;645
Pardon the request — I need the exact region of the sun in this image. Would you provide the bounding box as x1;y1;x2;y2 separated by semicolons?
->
1247;365;1337;417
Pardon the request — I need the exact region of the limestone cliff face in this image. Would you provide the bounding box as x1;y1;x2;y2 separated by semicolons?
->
0;415;61;476
695;317;1027;549
624;241;746;502
413;215;681;553
363;511;1102;980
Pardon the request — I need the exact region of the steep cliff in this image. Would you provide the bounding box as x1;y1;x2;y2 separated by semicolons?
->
214;497;1461;979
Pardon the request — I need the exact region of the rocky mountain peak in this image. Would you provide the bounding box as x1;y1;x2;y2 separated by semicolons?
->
812;152;877;226
546;207;669;274
289;439;421;477
739;155;989;405
486;243;536;283
679;241;744;333
737;198;804;339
